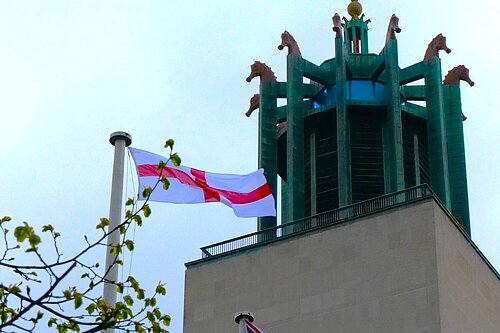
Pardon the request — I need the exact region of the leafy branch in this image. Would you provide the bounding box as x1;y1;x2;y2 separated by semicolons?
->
0;139;180;333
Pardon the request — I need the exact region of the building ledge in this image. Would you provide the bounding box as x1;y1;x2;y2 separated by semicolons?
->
185;184;499;282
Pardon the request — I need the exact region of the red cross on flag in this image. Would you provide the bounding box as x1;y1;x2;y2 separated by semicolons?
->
129;147;276;218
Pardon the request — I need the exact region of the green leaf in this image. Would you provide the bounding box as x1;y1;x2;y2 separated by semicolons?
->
164;139;175;149
125;240;134;251
116;283;124;294
96;218;110;229
42;224;54;232
142;187;153;198
162;314;171;326
80;273;89;279
137;288;145;300
157;160;166;171
127;276;139;290
143;204;151;218
161;177;170;190
146;311;155;322
155;284;166;296
133;215;143;225
14;224;30;242
123;295;134;306
74;292;83;309
170;153;181;167
110;244;121;255
125;198;134;206
135;322;146;333
8;284;21;294
85;303;96;315
1;216;12;223
28;233;41;247
63;289;71;300
48;317;57;327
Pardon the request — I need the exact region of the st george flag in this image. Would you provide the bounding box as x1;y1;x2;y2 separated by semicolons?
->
245;320;267;333
129;147;276;218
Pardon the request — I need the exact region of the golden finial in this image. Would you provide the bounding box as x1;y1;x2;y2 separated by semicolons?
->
347;0;363;19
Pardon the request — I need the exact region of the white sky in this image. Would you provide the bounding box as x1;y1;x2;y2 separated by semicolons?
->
0;1;498;332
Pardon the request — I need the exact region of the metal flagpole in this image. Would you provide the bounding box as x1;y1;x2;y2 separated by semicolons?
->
235;311;254;333
103;131;132;332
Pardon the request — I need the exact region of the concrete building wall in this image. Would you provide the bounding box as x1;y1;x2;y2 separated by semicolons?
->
183;199;499;333
433;206;500;333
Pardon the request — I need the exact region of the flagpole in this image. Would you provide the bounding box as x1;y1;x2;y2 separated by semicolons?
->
235;311;254;333
103;131;132;332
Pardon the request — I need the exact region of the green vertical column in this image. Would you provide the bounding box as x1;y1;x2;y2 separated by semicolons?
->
424;58;451;208
310;132;317;215
335;36;351;206
281;179;288;223
383;40;405;192
443;84;470;234
285;54;305;222
257;82;278;231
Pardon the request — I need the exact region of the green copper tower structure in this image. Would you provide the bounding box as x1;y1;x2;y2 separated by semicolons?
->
184;3;499;332
246;0;473;235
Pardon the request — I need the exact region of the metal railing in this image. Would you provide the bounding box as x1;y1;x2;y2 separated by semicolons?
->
199;184;433;259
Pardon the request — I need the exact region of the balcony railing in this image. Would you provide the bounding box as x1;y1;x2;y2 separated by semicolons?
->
199;184;433;260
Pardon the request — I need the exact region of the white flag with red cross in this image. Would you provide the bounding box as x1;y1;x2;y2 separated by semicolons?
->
129;147;276;218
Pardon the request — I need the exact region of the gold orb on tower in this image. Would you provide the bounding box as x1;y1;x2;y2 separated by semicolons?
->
347;0;363;19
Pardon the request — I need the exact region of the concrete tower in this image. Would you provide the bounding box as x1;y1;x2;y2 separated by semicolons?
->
183;2;499;332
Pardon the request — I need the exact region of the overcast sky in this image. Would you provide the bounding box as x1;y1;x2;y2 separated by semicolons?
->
0;1;498;332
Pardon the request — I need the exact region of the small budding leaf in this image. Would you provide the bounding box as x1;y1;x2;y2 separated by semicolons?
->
137;288;145;300
127;276;139;290
42;224;54;232
161;177;170;190
48;317;57;327
63;289;72;300
96;218;110;229
1;216;12;223
133;215;143;225
142;186;153;198
164;139;175;149
8;284;21;294
85;304;96;315
110;244;121;255
74;292;83;309
155;284;166;295
143;204;151;218
28;233;41;248
125;240;135;251
170;153;181;167
125;198;134;206
156;160;166;171
124;295;134;306
14;224;30;242
162;315;171;326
